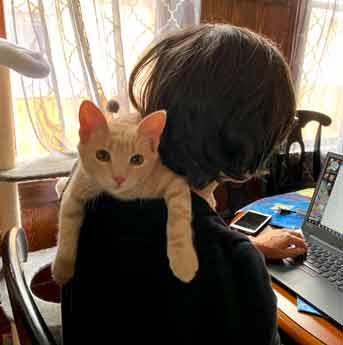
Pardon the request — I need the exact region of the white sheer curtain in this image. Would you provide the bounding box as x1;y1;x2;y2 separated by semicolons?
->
294;0;343;154
5;0;201;158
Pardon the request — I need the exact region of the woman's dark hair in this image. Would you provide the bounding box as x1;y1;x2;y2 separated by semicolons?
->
129;24;296;189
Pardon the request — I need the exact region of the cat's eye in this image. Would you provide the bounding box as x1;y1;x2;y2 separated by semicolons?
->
130;154;144;165
96;149;111;162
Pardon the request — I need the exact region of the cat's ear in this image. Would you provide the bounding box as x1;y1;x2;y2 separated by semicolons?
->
79;100;108;143
137;110;166;152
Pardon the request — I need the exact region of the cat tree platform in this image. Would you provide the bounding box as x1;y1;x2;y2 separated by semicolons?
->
0;155;77;182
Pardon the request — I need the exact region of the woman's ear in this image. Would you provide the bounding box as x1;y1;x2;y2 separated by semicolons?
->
79;100;108;143
137;110;167;152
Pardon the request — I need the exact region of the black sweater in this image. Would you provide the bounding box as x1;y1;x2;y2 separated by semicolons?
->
61;192;280;345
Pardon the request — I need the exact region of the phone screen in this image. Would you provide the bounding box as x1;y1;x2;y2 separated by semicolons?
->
231;211;271;233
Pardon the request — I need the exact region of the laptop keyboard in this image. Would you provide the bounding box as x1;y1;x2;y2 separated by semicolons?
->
304;241;343;292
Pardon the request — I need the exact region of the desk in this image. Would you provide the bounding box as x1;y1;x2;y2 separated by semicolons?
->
273;279;342;345
229;191;343;345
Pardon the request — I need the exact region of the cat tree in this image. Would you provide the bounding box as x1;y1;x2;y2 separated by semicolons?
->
0;8;65;343
0;7;50;237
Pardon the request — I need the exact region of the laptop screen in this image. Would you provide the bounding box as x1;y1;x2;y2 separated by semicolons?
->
308;155;343;237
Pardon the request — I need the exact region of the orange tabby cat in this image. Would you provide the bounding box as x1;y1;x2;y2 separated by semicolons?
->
52;100;198;285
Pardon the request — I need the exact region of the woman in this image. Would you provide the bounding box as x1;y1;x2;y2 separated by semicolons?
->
128;23;307;261
61;24;306;344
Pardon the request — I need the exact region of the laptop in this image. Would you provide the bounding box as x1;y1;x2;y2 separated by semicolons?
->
268;152;343;327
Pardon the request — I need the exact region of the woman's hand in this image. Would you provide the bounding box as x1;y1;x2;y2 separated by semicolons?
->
249;227;308;260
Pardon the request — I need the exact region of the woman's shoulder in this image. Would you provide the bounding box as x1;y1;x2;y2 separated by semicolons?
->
191;192;252;247
191;193;266;269
194;210;265;272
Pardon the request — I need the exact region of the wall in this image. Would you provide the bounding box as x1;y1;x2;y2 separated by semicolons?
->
201;0;302;63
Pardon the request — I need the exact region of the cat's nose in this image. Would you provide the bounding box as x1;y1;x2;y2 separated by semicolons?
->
113;176;126;186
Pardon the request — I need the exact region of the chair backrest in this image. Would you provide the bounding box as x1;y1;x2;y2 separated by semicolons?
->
2;227;57;345
267;110;332;195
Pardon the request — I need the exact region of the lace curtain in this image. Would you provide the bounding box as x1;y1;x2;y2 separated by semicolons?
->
293;0;343;154
5;0;200;158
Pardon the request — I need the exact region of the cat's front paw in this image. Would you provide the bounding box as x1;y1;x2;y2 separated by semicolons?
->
168;244;199;283
52;256;75;286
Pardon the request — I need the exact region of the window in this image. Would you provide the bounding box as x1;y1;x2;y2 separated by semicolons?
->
5;0;200;160
296;0;343;153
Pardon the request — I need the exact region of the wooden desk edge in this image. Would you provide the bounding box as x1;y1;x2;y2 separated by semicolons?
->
272;282;342;345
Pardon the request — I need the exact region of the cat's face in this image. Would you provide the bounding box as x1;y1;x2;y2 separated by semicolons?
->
77;100;166;195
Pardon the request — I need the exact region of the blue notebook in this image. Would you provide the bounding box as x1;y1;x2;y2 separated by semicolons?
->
240;192;311;229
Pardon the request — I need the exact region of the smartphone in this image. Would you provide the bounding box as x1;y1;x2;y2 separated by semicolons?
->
230;210;272;235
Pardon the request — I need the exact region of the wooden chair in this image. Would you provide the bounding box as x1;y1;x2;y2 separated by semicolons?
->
1;227;61;345
266;110;332;195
